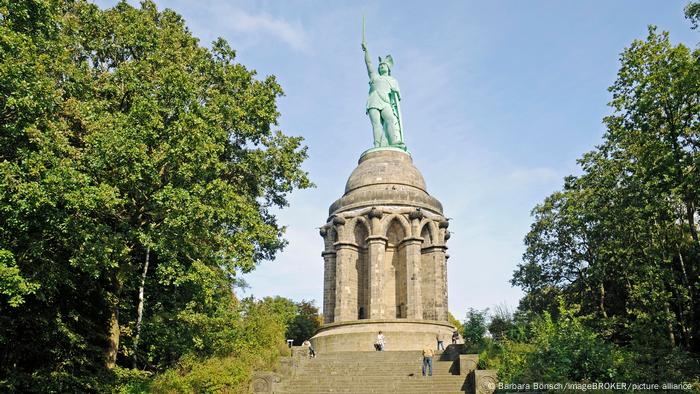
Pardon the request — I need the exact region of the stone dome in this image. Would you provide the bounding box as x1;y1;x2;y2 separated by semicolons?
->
329;149;443;216
344;149;427;193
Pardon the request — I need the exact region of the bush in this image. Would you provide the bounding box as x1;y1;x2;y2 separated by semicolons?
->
150;355;250;394
110;367;153;394
148;297;289;393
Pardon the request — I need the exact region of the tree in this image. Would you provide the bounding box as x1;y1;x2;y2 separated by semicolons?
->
488;304;515;341
512;22;700;356
686;1;700;30
0;0;311;390
286;300;321;345
253;297;321;346
462;308;488;348
448;311;463;333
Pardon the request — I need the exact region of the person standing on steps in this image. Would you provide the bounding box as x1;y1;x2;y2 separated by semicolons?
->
302;339;315;358
436;334;445;351
376;331;385;351
422;345;434;377
452;330;459;344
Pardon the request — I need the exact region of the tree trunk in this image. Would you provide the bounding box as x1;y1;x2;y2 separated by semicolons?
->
677;249;696;347
664;301;676;348
599;282;608;318
106;301;120;369
685;202;700;250
132;247;150;368
106;267;124;369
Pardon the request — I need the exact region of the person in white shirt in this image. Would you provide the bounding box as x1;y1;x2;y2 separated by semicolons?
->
375;331;385;351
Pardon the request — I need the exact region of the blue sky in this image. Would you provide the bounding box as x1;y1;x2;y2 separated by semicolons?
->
96;1;697;320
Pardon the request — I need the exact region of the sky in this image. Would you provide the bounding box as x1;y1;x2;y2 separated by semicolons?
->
95;0;698;320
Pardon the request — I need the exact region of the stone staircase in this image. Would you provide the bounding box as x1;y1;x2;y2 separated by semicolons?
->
275;350;467;393
250;346;497;394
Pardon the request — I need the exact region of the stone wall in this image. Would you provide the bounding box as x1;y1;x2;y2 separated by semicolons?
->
310;319;455;353
321;205;450;325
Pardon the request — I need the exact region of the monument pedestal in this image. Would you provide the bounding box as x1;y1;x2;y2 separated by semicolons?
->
311;319;454;353
311;319;454;354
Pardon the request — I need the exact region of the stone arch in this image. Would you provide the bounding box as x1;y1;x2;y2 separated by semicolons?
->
350;217;370;319
348;216;370;246
381;216;408;318
380;214;411;242
333;224;346;243
327;225;337;243
418;220;435;246
322;225;338;251
419;220;441;321
418;223;435;248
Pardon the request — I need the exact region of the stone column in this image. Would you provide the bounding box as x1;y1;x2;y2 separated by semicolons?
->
442;253;450;321
366;235;388;319
402;237;423;319
433;246;448;321
406;209;424;319
437;219;450;321
332;216;357;323
334;241;359;322
321;250;336;324
420;246;438;320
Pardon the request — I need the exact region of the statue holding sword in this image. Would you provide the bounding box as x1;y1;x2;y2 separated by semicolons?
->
362;18;406;150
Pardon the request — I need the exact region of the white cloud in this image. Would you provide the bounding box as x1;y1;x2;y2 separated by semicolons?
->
227;8;310;52
507;167;560;186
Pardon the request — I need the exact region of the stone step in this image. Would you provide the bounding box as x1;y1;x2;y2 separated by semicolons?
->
294;370;457;377
275;388;464;394
281;377;467;390
275;351;468;393
277;383;467;391
286;376;464;389
304;360;453;371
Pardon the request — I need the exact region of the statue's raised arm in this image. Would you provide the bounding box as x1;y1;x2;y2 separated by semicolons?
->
362;19;406;151
361;39;376;79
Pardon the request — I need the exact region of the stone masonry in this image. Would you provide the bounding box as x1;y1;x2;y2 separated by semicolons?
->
312;148;453;352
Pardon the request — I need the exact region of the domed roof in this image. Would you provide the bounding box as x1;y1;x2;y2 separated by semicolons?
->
329;149;443;216
345;149;427;193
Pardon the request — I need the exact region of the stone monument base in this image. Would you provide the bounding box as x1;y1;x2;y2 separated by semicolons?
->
310;319;455;353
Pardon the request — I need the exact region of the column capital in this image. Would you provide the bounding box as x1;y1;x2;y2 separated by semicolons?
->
401;236;424;245
422;244;447;252
334;241;359;250
366;235;388;244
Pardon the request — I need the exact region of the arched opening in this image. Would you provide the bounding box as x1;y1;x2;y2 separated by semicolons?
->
420;224;432;246
354;220;369;319
420;223;436;320
386;218;407;318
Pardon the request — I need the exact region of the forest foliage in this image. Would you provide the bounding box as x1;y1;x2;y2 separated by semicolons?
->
464;3;700;387
0;0;313;392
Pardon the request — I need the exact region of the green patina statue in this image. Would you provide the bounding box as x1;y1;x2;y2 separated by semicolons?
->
362;20;406;151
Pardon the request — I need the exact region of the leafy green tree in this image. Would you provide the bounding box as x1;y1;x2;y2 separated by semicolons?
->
149;297;290;393
488;304;515;341
250;297;321;346
448;311;463;333
0;250;39;307
686;1;700;30
286;300;321;345
513;24;700;353
462;308;488;348
0;0;310;390
499;304;630;384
